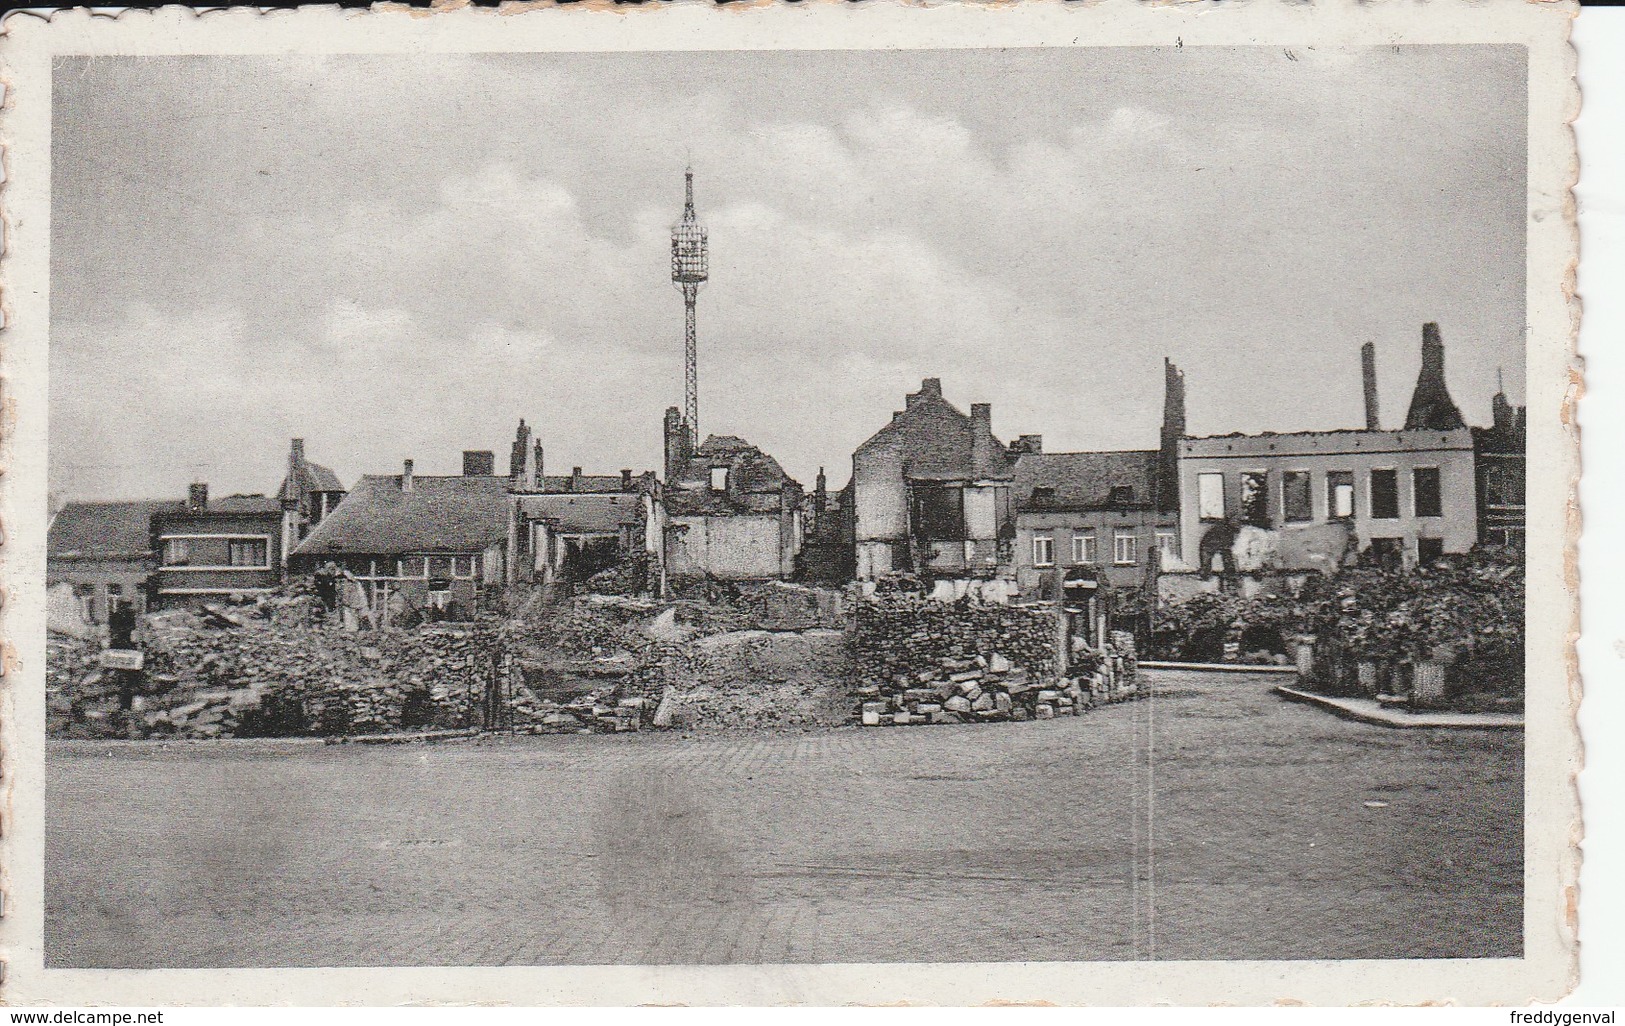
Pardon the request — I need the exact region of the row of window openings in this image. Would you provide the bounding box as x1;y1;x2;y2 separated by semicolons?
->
1032;530;1178;568
1196;468;1442;525
161;538;269;568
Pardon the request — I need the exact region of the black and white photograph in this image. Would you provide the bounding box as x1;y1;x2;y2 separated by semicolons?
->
0;0;1579;1007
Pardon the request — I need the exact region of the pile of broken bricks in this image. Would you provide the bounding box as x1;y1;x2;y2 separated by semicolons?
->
856;651;1089;727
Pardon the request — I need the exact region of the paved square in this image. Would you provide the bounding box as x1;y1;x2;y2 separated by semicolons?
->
46;670;1521;967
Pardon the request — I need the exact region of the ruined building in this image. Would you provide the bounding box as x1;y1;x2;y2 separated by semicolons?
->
1175;322;1481;577
850;377;1019;581
663;407;804;581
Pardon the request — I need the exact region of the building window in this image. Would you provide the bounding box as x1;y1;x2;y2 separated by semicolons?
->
228;539;269;568
1108;485;1136;506
429;555;455;578
710;467;729;491
1327;471;1355;520
1413;467;1442;518
1030;486;1056;504
161;538;191;566
1283;471;1312;523
911;484;966;542
1072;531;1096;565
1198;472;1226;521
1156;530;1179;563
1032;533;1055;567
1240;471;1270;526
453;555;477;579
1113;529;1139;566
1370;469;1400;520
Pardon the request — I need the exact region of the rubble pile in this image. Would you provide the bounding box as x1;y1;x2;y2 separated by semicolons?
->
629;628;852;730
850;596;1076;726
49;596;504;739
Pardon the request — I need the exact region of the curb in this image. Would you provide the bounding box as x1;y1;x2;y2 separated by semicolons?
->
1140;661;1299;674
1273;684;1523;730
329;728;484;746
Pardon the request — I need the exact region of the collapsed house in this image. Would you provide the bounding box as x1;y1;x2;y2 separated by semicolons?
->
662;406;804;581
849;378;1019;582
1171;323;1482;594
503;419;663;593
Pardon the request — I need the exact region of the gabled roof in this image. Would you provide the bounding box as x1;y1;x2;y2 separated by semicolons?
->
279;461;345;501
157;494;283;518
293;474;509;558
856;382;1016;482
1014;451;1161;511
695;435;753;455
516;492;644;533
668;432;800;516
48;500;179;560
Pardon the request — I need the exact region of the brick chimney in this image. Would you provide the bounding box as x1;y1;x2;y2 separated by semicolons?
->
664;406;691;484
462;450;495;477
1361;342;1381;431
571;467;584;493
509;419;535;489
906;377;943;410
1013;434;1043;455
402;459;414;493
621;469;633;491
533;441;545;485
187;481;208;513
969;403;994;475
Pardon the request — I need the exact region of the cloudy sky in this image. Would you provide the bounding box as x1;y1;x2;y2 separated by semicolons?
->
49;45;1527;502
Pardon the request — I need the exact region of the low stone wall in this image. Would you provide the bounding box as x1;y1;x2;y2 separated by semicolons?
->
850;596;1075;726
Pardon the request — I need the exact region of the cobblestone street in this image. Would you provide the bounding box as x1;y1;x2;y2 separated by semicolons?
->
46;670;1523;968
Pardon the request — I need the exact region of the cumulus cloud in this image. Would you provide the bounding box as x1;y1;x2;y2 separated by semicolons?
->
48;47;1528;498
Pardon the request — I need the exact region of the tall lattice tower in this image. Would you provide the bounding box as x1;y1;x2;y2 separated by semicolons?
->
670;167;708;441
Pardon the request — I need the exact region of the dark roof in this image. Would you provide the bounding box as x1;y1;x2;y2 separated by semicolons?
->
280;461;345;501
48;500;178;560
293;474;509;557
516;492;643;533
538;474;630;494
668;433;800;516
695;435;753;455
1014;451;1160;511
158;494;283;517
855;386;1016;482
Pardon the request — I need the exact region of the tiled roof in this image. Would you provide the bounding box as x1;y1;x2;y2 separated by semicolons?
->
855;390;1016;482
695;435;752;455
185;494;283;515
279;462;345;503
293;474;509;557
516;492;643;533
48;500;179;559
539;474;630;494
668;433;800;516
1014;451;1161;511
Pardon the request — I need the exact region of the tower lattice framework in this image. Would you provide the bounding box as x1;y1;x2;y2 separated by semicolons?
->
670;168;708;441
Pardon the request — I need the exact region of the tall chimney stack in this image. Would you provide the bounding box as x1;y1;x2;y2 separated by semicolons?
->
1158;358;1187;511
1361;342;1381;431
402;459;414;493
1404;322;1466;431
187;481;209;513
